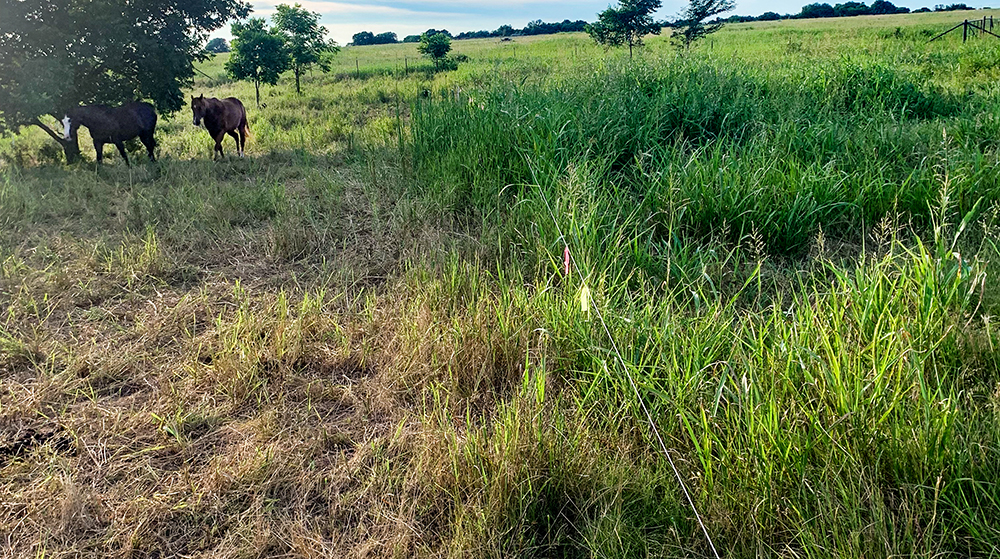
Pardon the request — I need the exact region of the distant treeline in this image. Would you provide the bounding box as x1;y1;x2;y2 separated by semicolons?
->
350;19;589;45
717;2;977;23
452;19;589;40
351;31;400;46
349;4;984;47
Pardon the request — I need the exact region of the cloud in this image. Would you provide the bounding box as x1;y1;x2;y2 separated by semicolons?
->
252;0;462;17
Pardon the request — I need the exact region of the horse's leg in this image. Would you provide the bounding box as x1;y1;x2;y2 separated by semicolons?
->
227;130;240;158
93;140;104;164
114;141;130;167
214;131;227;159
238;126;247;157
141;131;156;162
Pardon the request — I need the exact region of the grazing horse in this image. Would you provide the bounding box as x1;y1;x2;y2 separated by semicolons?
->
61;102;157;165
190;95;249;158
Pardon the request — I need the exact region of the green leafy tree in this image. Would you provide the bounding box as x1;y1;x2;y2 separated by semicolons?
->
418;32;452;68
226;18;291;107
670;0;736;49
586;0;663;58
833;1;870;16
870;0;903;12
799;2;836;17
422;28;452;38
206;37;230;53
352;31;376;45
272;3;338;95
0;0;250;163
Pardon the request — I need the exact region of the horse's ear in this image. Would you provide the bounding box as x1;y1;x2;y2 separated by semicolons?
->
198;94;204;99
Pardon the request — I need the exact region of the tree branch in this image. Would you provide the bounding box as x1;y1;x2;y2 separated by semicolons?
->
32;117;67;145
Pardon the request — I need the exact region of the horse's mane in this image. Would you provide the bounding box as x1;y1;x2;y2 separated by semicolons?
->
73;104;115;117
81;102;143;115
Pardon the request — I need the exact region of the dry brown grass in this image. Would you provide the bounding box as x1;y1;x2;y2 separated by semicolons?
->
0;150;526;558
1;200;680;557
0;161;623;558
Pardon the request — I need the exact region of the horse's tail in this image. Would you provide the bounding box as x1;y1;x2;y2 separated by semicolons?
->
241;110;251;138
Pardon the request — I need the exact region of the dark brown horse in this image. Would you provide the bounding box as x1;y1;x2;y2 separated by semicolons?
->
191;95;249;158
61;102;157;165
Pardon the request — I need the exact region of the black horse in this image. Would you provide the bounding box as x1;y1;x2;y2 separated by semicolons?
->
190;95;249;158
62;102;157;165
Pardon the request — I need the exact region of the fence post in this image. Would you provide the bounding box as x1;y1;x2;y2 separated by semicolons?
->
963;20;968;42
356;58;360;78
405;57;408;73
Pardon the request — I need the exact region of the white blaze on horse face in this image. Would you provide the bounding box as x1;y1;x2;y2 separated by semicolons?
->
62;116;71;139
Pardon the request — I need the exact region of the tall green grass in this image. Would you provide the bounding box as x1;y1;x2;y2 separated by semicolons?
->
413;55;999;256
408;31;1000;556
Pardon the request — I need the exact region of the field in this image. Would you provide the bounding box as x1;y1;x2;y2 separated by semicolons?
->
3;9;1000;558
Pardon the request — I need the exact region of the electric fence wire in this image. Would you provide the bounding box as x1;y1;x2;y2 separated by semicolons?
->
536;185;722;559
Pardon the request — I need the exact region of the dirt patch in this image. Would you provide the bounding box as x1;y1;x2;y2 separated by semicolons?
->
0;423;75;467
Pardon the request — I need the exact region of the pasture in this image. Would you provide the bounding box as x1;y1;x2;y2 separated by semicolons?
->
3;9;1000;557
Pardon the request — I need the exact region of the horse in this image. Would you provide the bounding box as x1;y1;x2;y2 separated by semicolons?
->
190;95;249;158
61;102;157;165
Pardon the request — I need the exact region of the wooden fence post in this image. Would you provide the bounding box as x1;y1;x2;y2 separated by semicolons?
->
963;20;968;42
356;58;360;78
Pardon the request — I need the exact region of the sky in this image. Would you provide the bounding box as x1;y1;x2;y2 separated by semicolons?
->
214;0;993;45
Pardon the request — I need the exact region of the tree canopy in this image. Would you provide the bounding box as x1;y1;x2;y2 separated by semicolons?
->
422;29;453;38
351;31;399;45
418;33;452;67
272;3;337;94
206;38;231;53
833;1;869;16
671;0;735;49
799;2;836;16
586;0;663;58
0;0;250;161
226;18;290;107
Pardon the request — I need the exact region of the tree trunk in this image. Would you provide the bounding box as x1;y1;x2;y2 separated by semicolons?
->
629;41;633;58
33;118;81;163
255;80;261;107
295;66;301;95
61;138;81;163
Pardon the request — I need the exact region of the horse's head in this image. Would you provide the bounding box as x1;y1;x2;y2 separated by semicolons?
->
60;109;80;140
191;94;207;126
